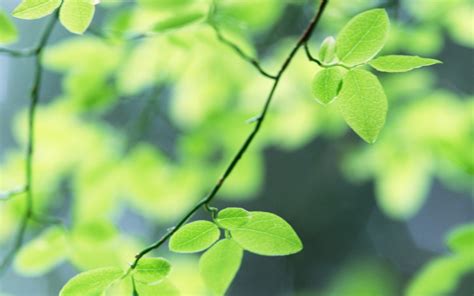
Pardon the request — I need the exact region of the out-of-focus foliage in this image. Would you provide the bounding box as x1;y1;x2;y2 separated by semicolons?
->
406;224;474;296
0;0;472;294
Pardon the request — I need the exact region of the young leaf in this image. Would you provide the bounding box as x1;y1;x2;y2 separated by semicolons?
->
134;257;171;285
336;9;389;66
12;0;61;20
169;220;220;253
231;211;302;256
15;227;68;276
199;239;243;296
319;36;336;63
59;0;96;34
369;55;442;72
0;10;18;45
311;67;344;105
59;267;123;296
336;69;387;143
153;11;205;33
215;207;251;230
446;224;474;254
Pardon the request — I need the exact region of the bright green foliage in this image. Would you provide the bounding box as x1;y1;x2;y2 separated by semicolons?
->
316;259;397;296
406;253;474;296
319;36;336;63
134;257;171;284
59;267;123;296
138;0;191;9
311;68;344;105
0;10;18;45
199;239;243;296
169;221;220;253
153;11;205;32
231;211;302;256
12;0;61;20
375;152;431;219
215;207;251;230
336;69;387;143
336;9;390;66
369;55;441;72
135;279;180;296
59;0;96;34
15;227;67;275
446;223;474;253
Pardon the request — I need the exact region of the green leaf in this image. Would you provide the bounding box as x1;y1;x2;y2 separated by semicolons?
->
215;207;251;230
59;267;123;296
12;0;61;20
336;9;390;66
134;258;171;285
369;55;442;72
311;67;344;105
446;224;474;254
230;211;302;256
319;36;336;63
199;239;243;296
336;69;388;143
135;279;180;296
15;227;67;276
59;0;95;34
169;220;220;253
152;11;205;33
0;10;18;45
406;254;474;296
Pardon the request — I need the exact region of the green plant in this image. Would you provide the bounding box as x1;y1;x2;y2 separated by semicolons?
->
0;0;469;295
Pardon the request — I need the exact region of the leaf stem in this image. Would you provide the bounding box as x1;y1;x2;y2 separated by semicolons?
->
128;0;330;272
0;13;57;276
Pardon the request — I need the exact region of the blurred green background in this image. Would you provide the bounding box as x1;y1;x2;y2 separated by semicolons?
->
0;0;473;295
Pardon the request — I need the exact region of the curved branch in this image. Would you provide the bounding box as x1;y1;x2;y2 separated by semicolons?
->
129;0;330;270
210;23;277;79
0;13;57;276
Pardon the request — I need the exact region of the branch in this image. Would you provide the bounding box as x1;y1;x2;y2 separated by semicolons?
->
128;0;330;271
0;13;57;276
209;23;277;79
0;186;27;201
303;42;323;66
0;47;35;57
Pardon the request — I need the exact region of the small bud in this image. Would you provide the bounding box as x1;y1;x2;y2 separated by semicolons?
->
319;36;336;63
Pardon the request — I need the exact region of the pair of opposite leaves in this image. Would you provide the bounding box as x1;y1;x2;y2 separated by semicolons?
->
12;0;98;34
59;209;302;296
311;9;441;143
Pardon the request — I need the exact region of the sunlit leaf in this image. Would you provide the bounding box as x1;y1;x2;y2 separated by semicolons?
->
153;11;205;32
169;221;220;253
12;0;61;20
231;211;302;256
369;55;441;73
215;208;251;230
406;254;474;296
336;69;387;143
446;223;474;254
0;10;18;45
134;258;171;285
15;227;68;276
59;0;96;34
319;36;336;63
199;239;243;296
135;279;180;296
336;9;389;66
59;267;123;296
311;67;344;105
